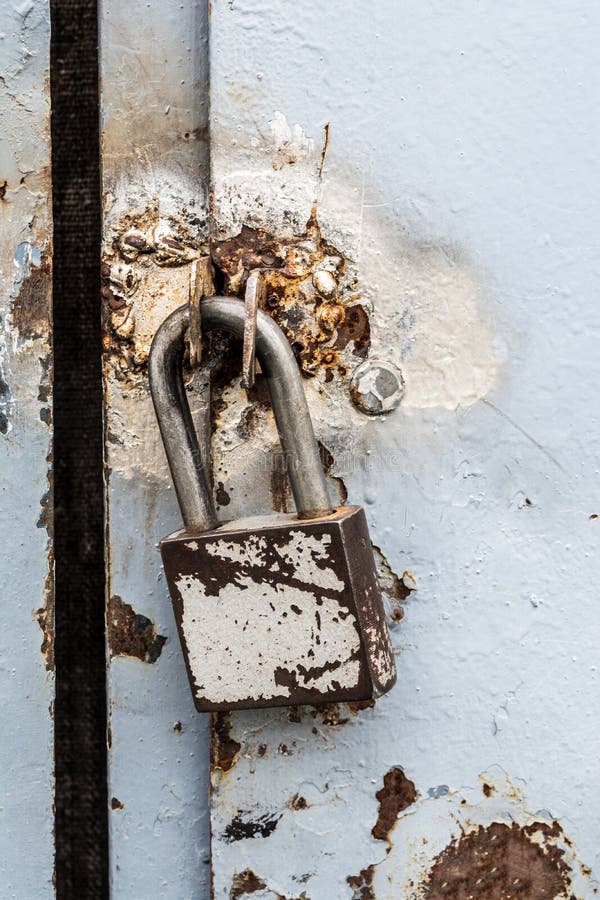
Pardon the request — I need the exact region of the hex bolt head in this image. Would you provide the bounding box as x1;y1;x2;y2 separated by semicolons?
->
349;359;405;415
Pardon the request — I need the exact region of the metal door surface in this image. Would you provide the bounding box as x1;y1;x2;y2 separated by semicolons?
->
101;1;600;897
0;1;54;895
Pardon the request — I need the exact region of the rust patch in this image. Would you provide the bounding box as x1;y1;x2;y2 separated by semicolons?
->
11;251;52;341
107;595;166;663
0;180;7;200
211;217;371;379
222;810;282;844
173;720;183;733
422;821;573;899
110;797;124;811
35;553;55;671
347;865;376;899
36;471;55;670
482;782;494;797
289;794;308;810
373;545;414;623
230;869;267;899
334;304;370;359
372;767;418;843
212;711;241;772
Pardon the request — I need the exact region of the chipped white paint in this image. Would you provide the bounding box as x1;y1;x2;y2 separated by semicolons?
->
0;1;54;896
206;533;269;569
178;570;360;702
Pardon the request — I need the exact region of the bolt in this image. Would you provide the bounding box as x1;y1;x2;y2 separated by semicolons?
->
349;359;405;415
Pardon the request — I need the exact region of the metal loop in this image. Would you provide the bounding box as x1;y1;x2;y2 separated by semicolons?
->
149;297;333;532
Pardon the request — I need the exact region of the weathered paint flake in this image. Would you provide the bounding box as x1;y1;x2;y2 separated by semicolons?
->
176;528;360;704
178;572;361;703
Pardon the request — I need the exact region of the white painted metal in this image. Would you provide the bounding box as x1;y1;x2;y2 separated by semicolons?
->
99;1;212;896
0;1;54;895
208;1;600;897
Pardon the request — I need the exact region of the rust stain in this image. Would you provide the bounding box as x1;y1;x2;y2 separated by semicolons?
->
0;180;7;200
422;821;574;899
11;250;52;342
289;793;308;810
347;865;376;899
173;720;183;733
107;595;166;663
372;767;418;843
211;711;241;772
230;869;267;899
110;797;124;811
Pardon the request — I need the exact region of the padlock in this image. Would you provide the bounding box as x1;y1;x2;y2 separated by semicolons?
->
149;296;396;711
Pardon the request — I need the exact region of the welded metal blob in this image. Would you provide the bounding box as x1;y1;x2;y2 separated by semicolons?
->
149;297;396;711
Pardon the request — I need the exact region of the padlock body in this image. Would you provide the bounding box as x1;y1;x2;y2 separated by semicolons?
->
161;505;396;711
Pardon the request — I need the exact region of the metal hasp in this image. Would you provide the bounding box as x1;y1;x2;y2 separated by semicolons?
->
149;297;396;711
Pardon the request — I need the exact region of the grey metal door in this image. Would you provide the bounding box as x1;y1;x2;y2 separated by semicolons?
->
100;1;600;897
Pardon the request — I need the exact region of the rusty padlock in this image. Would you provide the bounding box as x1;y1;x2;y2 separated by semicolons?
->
149;297;396;711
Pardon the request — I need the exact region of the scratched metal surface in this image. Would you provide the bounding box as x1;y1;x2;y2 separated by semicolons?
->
207;1;600;898
99;1;213;896
0;1;54;896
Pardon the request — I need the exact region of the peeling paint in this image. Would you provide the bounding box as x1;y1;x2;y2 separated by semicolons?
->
107;596;166;663
10;245;52;343
222;810;282;844
230;869;267;899
35;554;55;672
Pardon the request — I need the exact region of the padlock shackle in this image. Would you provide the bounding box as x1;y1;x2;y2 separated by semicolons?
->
149;297;333;532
